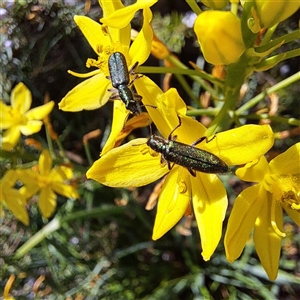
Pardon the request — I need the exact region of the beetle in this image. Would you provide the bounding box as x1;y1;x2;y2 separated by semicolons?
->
147;117;229;176
107;52;142;115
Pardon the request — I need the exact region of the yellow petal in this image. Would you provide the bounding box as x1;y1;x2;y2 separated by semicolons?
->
3;189;29;225
87;138;168;187
253;195;283;280
25;101;54;120
101;100;129;155
192;173;227;261
18;170;40;199
135;79;214;150
60;165;74;179
129;7;153;65
99;0;123;16
135;78;175;137
1;126;21;150
236;155;269;182
39;150;52;175
98;0;131;46
100;0;157;29
59;73;110;111
11;82;32;114
111;112;150;148
167;111;207;145
283;206;300;226
74;15;110;55
49;165;79;198
206;124;274;165
50;166;71;182
255;0;300;28
269;142;300;175
38;187;57;218
194;11;245;65
0;175;26;224
17;169;38;186
0;102;14;129
51;182;79;199
152;167;190;240
135;78;194;139
0;169;19;188
225;184;265;262
19;120;43;135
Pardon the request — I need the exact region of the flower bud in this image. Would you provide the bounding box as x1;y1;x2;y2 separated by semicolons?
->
202;0;228;9
255;0;300;28
194;11;245;65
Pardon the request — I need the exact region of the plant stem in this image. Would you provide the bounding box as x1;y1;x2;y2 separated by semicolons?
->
185;0;202;15
207;53;250;136
235;71;300;115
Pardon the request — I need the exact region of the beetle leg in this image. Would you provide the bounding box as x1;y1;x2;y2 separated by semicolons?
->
188;168;196;177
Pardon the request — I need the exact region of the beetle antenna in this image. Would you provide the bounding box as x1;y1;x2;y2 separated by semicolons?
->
148;118;153;136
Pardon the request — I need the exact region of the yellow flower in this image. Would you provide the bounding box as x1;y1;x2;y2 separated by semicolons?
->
19;150;79;218
255;0;300;29
58;0;155;113
0;169;29;225
0;83;54;150
225;143;300;280
87;76;274;260
194;11;245;65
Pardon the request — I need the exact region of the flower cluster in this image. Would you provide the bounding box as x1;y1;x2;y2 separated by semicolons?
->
225;143;300;280
1;83;78;224
0;82;54;151
54;0;298;273
50;0;300;279
1;0;299;283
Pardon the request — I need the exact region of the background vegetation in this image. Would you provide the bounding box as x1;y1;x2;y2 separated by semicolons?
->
1;0;299;299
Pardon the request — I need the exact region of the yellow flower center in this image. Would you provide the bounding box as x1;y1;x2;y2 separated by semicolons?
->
38;175;51;188
86;42;122;75
9;107;28;125
266;174;300;211
264;173;300;237
86;56;104;70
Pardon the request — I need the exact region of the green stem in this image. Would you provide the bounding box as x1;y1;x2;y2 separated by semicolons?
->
231;2;239;15
138;66;223;89
260;23;279;46
186;107;219;117
14;206;125;259
83;140;93;166
185;0;202;15
167;55;218;96
205;1;259;136
55;137;69;163
207;53;250;136
237;114;300;126
254;49;300;71
42;239;60;287
255;29;300;53
15;217;61;259
235;71;300;115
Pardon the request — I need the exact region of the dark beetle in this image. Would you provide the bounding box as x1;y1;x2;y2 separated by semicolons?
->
147;118;228;176
108;52;142;115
